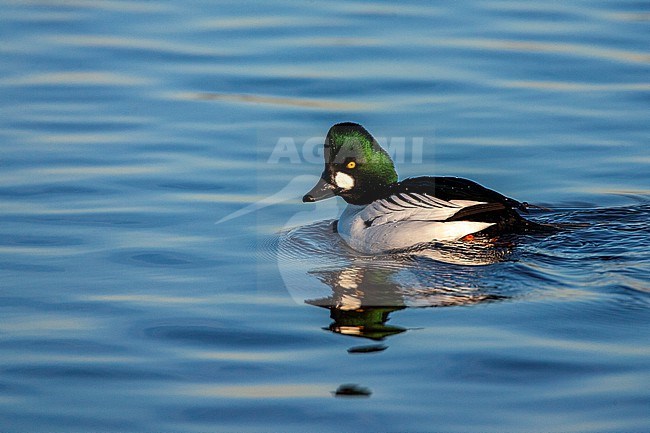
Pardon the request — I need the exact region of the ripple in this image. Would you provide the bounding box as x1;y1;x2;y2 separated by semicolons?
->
4;364;172;380
47;35;233;58
166;91;376;111
500;80;650;92
195;16;334;30
0;233;83;247
0;262;63;273
175;383;328;399
1;71;154;87
0;184;102;197
0;338;125;354
110;249;215;268
437;37;650;64
142;323;313;349
0;210;182;228
277;220;345;261
448;354;614;384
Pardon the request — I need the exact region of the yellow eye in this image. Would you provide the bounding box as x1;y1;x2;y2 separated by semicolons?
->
346;161;356;169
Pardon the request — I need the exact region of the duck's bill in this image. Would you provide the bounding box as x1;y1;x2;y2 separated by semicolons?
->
303;177;336;202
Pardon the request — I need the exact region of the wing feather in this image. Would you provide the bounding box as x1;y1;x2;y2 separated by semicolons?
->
411;193;446;208
391;194;418;208
360;192;485;226
393;176;528;212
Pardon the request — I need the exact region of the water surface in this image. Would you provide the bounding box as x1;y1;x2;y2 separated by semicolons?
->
1;1;649;432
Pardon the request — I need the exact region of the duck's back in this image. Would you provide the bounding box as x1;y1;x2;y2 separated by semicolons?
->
337;176;549;254
392;177;526;210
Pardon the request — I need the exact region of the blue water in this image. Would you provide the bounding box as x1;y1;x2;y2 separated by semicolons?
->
1;1;649;432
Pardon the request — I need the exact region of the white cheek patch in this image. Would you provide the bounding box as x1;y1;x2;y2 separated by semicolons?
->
334;172;355;190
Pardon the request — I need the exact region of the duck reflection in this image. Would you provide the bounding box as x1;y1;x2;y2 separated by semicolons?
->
279;220;514;346
303;241;511;345
306;266;407;341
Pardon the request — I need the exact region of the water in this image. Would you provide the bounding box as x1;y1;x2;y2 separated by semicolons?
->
1;1;649;432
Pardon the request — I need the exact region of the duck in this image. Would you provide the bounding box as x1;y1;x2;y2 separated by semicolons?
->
302;122;548;254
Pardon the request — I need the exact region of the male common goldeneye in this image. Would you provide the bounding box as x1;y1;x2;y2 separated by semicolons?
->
303;122;546;254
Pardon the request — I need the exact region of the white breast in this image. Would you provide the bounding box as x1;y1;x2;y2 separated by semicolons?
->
337;202;494;254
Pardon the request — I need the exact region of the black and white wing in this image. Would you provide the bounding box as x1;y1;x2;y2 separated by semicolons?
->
359;192;505;227
393;177;528;212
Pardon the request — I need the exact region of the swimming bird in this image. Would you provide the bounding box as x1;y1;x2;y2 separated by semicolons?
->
303;122;547;254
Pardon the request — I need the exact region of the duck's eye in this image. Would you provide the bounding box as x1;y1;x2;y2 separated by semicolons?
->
346;161;356;169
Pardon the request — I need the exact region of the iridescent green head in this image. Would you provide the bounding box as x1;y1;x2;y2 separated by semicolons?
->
303;123;398;205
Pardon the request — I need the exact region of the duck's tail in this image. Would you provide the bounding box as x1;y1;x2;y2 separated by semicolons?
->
477;207;559;237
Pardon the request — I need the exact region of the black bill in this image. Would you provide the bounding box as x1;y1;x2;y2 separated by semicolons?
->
303;176;336;202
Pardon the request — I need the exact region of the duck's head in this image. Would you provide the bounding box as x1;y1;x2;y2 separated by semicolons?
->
303;123;398;205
